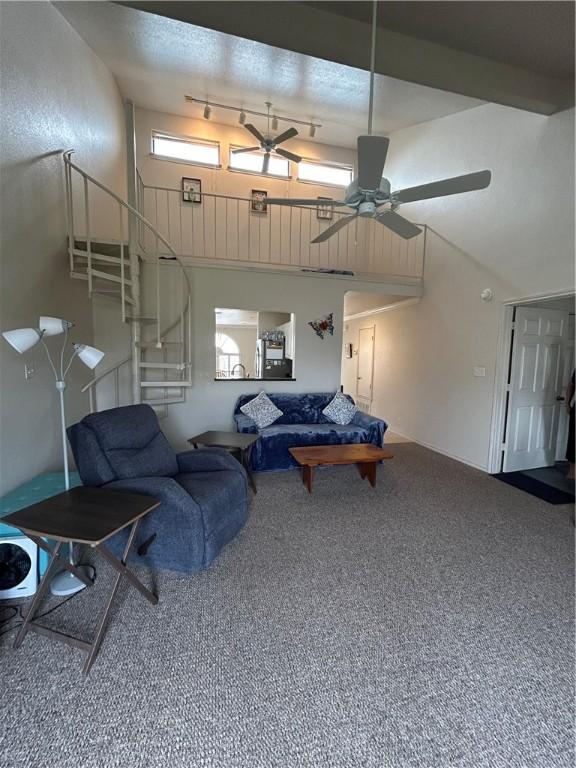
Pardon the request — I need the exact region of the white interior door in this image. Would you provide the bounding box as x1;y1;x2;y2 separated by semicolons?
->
356;326;375;401
555;317;574;460
503;306;569;471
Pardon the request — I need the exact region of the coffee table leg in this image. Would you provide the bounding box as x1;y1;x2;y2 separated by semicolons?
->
241;447;257;494
366;462;377;487
302;465;314;493
357;463;368;479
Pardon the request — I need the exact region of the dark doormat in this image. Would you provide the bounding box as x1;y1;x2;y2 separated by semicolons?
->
492;471;575;505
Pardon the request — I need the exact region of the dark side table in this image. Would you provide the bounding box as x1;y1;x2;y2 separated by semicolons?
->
3;486;160;674
188;430;258;493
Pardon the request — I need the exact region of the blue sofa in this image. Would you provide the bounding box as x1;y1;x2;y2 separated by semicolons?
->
234;392;387;471
67;404;249;574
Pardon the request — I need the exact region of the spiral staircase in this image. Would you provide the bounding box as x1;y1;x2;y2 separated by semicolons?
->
63;151;192;418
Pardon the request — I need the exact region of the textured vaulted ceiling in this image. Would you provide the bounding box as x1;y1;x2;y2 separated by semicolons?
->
56;1;486;149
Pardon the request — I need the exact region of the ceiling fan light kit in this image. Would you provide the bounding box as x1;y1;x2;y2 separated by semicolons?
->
265;0;491;244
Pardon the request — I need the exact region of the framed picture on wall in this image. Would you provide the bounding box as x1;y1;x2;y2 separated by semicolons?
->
182;177;202;203
251;189;268;214
317;197;333;220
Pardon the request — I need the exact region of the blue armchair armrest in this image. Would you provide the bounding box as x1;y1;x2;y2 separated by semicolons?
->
177;447;246;475
351;411;387;446
104;476;206;569
234;413;258;434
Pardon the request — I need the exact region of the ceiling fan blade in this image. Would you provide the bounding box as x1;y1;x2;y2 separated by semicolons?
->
273;126;298;145
357;135;390;190
393;170;491;204
244;123;266;144
375;210;421;239
275;147;302;163
231;146;260;154
262;152;270;174
312;214;357;244
266;198;348;206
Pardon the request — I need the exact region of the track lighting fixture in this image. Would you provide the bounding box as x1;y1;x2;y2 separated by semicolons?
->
185;96;321;135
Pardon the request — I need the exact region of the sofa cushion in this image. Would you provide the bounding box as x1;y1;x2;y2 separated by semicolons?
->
323;392;358;425
175;470;247;540
81;404;178;479
240;391;283;428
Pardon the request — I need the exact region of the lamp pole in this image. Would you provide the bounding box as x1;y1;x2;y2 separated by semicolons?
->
1;317;104;596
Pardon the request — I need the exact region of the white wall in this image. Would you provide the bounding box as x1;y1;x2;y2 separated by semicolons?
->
349;104;574;470
0;1;127;494
154;264;420;450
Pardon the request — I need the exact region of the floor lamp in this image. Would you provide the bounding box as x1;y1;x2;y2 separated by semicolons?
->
2;316;105;596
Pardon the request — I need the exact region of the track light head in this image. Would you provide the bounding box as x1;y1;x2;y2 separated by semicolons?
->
203;104;212;120
309;124;316;138
239;110;246;125
271;115;279;131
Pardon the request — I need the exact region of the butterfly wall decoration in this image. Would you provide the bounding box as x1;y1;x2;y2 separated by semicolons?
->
308;313;334;340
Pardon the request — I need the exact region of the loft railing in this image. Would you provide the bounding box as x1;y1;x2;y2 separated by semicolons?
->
139;183;426;280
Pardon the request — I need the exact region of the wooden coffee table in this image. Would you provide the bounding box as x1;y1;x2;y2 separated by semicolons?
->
289;444;394;493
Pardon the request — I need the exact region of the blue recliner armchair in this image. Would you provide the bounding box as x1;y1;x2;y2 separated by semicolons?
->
67;404;249;574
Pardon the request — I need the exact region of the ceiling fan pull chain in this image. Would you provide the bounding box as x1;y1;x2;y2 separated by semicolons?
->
367;0;378;136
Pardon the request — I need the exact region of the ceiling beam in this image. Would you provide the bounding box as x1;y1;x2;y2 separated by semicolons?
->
118;1;573;115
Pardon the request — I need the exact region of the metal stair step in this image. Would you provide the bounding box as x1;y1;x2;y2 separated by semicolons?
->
142;396;186;406
73;249;130;267
140;381;192;388
135;341;183;348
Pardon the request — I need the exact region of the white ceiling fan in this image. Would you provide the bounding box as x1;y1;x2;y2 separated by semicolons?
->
267;2;491;243
232;101;302;174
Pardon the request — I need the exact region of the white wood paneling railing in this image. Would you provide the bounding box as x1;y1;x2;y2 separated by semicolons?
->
140;184;425;280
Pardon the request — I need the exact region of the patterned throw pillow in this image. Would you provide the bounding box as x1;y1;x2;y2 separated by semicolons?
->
322;392;358;425
240;392;283;429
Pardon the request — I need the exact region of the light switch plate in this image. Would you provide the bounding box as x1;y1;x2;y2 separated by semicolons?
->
473;366;486;377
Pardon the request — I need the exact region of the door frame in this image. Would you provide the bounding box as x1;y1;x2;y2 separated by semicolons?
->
488;289;575;474
356;324;375;405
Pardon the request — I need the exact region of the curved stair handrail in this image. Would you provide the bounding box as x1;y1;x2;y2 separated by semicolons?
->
63;150;192;414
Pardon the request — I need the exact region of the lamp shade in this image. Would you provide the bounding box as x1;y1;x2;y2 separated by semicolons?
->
2;328;41;354
39;316;73;336
74;344;105;369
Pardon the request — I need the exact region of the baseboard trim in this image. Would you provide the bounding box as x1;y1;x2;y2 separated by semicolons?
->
385;427;489;473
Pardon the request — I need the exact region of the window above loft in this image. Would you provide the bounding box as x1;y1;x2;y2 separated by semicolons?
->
228;146;290;178
151;131;220;168
297;160;353;188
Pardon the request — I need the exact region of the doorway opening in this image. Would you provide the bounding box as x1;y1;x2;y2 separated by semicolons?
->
490;292;574;499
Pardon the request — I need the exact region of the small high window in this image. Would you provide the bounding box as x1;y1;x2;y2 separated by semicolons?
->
228;146;290;178
151;131;220;167
297;160;353;188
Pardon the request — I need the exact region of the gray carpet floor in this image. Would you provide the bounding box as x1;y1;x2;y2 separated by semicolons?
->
0;443;574;768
